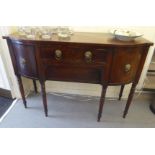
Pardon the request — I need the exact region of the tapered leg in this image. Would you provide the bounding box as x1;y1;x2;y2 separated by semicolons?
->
119;85;125;100
33;79;38;93
123;83;136;118
40;81;48;117
98;85;108;122
16;75;27;108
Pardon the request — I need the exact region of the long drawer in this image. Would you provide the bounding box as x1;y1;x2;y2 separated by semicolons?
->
39;44;110;83
40;45;109;65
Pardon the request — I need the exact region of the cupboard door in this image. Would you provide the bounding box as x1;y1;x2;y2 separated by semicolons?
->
109;47;142;84
12;43;38;78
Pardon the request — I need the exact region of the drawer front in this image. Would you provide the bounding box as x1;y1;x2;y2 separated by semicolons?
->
109;47;142;84
12;43;38;78
45;65;102;84
40;44;110;83
40;45;108;65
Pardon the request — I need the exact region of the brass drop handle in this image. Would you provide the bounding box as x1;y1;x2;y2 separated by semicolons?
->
125;64;131;72
85;51;92;63
55;49;62;60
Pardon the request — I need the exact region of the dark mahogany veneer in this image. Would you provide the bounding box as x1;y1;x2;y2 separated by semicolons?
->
3;32;153;121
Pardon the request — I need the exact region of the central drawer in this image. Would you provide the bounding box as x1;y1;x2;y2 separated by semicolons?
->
40;44;108;65
39;44;109;83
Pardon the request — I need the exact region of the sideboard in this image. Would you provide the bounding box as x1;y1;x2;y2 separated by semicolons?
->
3;32;153;121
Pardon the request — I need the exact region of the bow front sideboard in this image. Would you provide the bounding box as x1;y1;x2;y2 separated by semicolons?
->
3;32;153;121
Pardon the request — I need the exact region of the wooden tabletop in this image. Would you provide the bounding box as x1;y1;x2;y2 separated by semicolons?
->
3;32;154;47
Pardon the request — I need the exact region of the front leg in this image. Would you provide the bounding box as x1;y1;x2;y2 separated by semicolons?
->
16;75;27;108
123;83;136;118
97;85;108;122
39;80;48;117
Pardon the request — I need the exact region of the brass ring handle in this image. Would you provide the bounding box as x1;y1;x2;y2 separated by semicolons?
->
85;51;92;63
55;49;62;60
125;64;131;72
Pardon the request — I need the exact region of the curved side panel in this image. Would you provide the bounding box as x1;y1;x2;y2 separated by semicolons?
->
109;47;143;85
11;40;38;78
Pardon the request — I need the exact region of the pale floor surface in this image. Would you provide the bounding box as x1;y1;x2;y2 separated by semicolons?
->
144;74;155;89
0;92;155;128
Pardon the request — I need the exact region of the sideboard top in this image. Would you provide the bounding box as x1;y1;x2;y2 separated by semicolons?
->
3;32;154;47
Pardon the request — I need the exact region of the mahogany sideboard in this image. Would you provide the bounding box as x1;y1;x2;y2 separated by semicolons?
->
3;32;153;121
